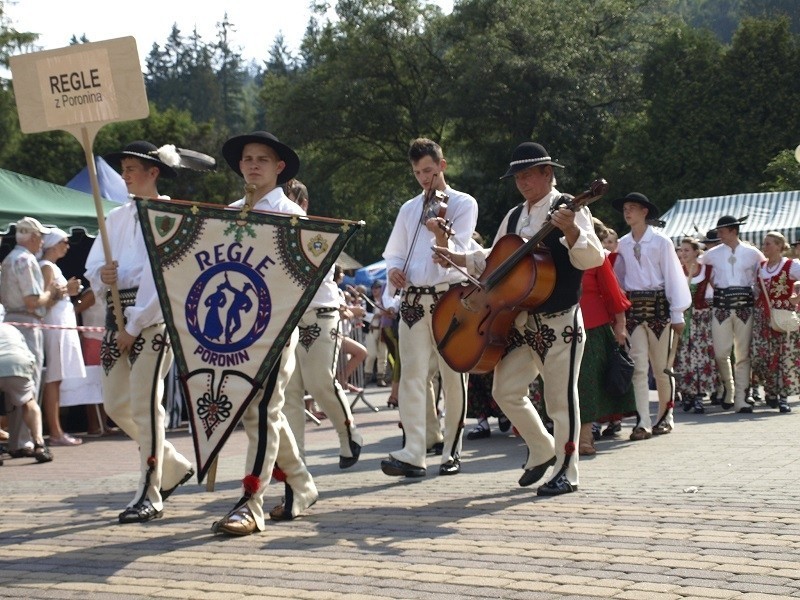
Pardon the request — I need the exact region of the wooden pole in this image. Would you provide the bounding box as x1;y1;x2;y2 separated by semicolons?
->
205;456;218;492
81;126;125;333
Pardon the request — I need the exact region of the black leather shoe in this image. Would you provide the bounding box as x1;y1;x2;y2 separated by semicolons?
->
680;392;692;412
339;440;362;469
380;457;426;478
693;396;705;414
427;442;444;456
466;424;490;440
438;459;461;476
779;398;791;413
118;502;163;523
766;396;779;409
161;467;194;501
498;416;511;433
737;406;753;414
7;447;35;459
518;456;556;487
537;474;577;496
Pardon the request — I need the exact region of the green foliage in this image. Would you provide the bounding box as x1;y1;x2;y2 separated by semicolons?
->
761;149;800;191
608;16;800;221
1;0;800;261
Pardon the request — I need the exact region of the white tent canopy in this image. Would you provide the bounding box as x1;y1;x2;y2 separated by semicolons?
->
659;190;800;247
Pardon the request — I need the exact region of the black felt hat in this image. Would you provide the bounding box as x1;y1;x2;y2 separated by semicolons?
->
611;192;661;220
104;141;179;179
712;215;748;230
221;131;300;184
698;229;721;245
500;142;564;179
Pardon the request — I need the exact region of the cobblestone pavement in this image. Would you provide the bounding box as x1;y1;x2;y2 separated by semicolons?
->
3;388;800;599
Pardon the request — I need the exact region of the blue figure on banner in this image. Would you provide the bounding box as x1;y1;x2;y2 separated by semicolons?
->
221;274;254;344
203;282;228;341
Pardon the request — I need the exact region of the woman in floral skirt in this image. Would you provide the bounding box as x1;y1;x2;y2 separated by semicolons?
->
751;231;800;413
675;237;718;414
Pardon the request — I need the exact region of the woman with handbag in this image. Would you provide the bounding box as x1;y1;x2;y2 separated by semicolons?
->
751;231;800;413
674;238;719;414
576;219;637;455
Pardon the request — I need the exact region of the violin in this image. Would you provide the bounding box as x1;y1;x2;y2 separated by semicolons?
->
422;188;455;238
432;178;609;374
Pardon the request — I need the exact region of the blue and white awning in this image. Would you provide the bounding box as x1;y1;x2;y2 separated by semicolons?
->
659;190;800;247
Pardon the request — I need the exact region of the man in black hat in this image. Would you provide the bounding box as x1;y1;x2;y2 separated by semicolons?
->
700;229;721;250
434;141;604;495
612;193;691;440
85;141;194;523
701;215;764;413
211;131;318;536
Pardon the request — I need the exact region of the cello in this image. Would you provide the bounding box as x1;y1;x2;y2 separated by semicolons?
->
432;178;609;374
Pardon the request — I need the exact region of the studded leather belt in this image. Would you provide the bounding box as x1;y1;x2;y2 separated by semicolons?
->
627;289;670;321
713;286;753;309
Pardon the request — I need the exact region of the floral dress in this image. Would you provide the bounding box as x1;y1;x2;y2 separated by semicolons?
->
675;264;717;398
751;258;800;398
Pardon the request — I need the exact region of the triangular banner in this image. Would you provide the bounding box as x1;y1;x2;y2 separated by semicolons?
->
136;197;362;482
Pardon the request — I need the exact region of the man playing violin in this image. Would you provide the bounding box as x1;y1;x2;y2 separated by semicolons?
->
380;138;478;478
433;142;604;495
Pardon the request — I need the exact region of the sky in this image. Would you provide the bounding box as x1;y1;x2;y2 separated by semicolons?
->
5;0;454;70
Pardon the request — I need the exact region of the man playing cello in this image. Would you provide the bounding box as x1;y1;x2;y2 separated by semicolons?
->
434;142;604;495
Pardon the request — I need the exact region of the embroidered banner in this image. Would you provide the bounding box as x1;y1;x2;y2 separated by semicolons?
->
136;197;361;481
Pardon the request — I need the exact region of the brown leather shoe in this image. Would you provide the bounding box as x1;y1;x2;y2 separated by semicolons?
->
629;427;652;441
213;506;258;536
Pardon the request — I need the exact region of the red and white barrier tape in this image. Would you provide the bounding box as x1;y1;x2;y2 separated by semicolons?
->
3;321;106;333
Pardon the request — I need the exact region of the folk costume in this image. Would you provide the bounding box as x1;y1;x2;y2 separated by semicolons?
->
213;132;317;535
463;142;604;495
751;257;800;408
702;216;764;412
613;193;691;438
283;269;363;468
381;185;477;476
674;262;718;412
85;196;194;523
577;254;636;428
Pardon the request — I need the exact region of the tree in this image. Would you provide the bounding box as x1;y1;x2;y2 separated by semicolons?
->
442;0;680;232
259;0;454;261
608;17;800;216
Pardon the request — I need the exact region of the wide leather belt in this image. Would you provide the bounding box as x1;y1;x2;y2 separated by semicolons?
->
627;289;670;321
316;306;338;317
105;287;138;330
402;284;450;296
713;286;753;309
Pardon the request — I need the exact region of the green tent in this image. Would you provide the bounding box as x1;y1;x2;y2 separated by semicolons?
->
0;168;119;235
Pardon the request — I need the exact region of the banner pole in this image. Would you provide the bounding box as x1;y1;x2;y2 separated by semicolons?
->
81;126;125;333
205;456;218;492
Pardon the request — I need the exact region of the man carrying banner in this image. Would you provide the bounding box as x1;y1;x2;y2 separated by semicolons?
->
84;141;194;523
212;131;318;535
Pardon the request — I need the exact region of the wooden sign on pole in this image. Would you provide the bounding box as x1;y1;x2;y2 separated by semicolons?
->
9;37;149;331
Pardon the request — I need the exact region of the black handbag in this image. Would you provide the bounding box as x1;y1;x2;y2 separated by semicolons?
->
605;343;634;396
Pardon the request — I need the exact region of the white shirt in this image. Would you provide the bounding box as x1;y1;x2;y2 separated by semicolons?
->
84;198;166;337
615;225;691;324
383;185;478;290
466;188;604;277
703;241;764;289
758;257;800;282
228;186;339;311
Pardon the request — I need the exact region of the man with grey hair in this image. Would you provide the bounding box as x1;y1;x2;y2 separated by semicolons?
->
0;217;63;458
